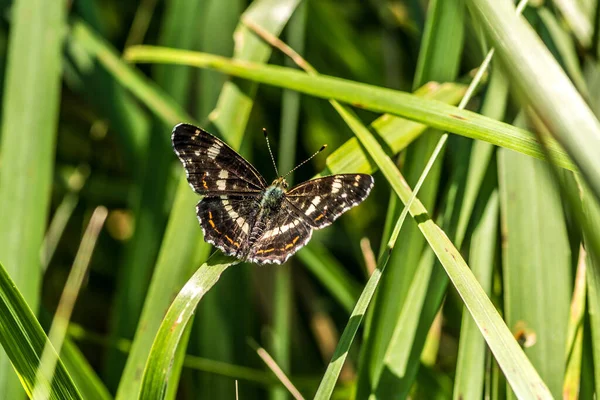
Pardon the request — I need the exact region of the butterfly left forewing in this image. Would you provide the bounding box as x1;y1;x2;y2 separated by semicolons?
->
172;123;268;195
286;174;374;229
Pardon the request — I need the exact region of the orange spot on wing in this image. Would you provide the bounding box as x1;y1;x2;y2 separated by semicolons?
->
208;211;221;233
315;214;324;221
202;172;209;189
224;234;240;248
257;248;275;254
281;235;301;251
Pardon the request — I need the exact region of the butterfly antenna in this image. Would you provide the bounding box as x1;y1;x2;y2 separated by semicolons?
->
263;128;280;177
282;144;327;179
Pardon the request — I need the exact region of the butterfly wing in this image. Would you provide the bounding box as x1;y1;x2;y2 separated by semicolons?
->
286;174;374;229
196;195;261;258
246;200;314;265
172;123;268;195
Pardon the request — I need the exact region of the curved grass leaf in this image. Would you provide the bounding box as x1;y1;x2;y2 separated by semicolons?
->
0;262;81;399
124;46;575;171
140;254;238;399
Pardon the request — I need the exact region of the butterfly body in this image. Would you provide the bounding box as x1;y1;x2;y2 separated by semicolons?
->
172;123;373;265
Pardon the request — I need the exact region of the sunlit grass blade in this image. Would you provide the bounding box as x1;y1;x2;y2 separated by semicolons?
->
315;109;442;398
498;115;571;397
466;0;600;201
326;98;552;398
41;165;89;270
552;0;593;48
453;191;499;399
583;190;600;394
563;247;587;400
249;339;305;400
537;8;589;99
364;0;465;393
0;262;81;399
33;207;107;400
0;0;67;396
323;82;465;175
139;254;238;398
124;46;575;171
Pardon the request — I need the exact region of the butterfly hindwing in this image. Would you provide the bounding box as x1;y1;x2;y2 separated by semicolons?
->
246;200;314;265
172;123;267;195
286;174;374;229
197;195;261;257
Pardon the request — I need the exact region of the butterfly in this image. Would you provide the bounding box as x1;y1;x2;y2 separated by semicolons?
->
172;123;374;265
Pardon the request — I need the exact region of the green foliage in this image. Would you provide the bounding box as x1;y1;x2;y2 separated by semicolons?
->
0;0;599;399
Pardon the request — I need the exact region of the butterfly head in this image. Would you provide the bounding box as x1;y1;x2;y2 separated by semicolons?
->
271;176;289;190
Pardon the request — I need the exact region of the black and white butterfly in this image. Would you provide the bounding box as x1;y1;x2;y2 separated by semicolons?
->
172;123;374;265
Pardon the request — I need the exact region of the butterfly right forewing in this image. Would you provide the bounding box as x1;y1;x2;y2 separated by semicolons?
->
172;123;268;195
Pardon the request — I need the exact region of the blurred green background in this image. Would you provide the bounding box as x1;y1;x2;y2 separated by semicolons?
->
0;0;599;399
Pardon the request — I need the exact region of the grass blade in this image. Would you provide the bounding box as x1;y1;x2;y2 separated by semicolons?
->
33;207;107;400
453;191;499;399
498;116;571;397
139;254;239;399
0;0;67;396
124;46;575;171
467;0;600;201
0;262;81;399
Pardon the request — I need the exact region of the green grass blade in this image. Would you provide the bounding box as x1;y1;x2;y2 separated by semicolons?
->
0;262;81;399
583;190;600;395
33;207;107;400
453;191;499;399
498;120;571;397
467;0;600;201
324;82;466;175
124;46;575;171
563;248;587;400
328;106;552;398
552;0;593;48
139;254;239;399
537;7;589;99
0;0;67;396
362;0;465;393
